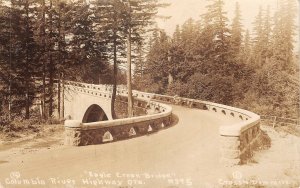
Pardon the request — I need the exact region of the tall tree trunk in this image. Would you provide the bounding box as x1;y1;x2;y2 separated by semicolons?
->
111;30;117;119
25;82;30;119
8;81;11;121
48;0;54;117
25;0;30;119
59;0;66;119
127;26;133;117
49;58;53;117
58;72;61;119
41;0;46;119
42;62;46;119
61;72;64;119
8;2;12;121
57;0;61;119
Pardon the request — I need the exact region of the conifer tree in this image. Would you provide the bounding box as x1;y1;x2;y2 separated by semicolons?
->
144;30;170;93
91;0;126;119
173;25;181;44
5;0;37;119
262;6;272;60
204;0;231;66
200;0;234;104
241;29;251;64
252;7;270;68
230;2;243;62
122;0;167;117
271;0;297;72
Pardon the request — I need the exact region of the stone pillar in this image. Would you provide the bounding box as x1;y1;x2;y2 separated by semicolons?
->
64;120;82;146
220;136;241;166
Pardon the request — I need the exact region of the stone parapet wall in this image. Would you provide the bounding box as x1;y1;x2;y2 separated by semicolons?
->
143;93;263;166
65;116;172;146
220;122;262;166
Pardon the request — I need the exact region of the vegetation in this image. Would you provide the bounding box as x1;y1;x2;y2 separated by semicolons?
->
0;0;165;123
136;0;299;119
0;0;298;129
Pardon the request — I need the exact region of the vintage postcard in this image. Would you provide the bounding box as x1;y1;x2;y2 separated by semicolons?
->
0;0;299;187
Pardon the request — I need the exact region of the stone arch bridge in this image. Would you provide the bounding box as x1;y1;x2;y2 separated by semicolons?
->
64;81;266;166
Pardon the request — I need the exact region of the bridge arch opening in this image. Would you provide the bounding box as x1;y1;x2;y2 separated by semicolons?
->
82;104;108;123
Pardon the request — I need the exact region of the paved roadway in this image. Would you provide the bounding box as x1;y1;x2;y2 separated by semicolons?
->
0;105;240;188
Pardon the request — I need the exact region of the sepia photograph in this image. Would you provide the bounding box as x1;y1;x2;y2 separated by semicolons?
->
0;0;299;187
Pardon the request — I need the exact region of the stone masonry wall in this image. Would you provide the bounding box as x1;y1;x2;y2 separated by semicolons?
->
220;122;263;166
65;116;172;146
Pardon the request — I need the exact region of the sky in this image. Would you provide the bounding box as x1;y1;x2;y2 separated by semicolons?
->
156;0;299;37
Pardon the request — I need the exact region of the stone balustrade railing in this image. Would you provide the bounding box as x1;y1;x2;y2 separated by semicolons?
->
65;81;127;93
64;82;263;166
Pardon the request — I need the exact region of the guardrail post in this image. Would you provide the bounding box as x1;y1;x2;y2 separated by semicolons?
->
272;116;277;128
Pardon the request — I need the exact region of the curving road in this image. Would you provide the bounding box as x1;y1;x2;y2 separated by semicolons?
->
0;105;241;188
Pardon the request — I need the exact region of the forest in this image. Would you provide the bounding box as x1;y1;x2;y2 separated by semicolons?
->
136;0;299;120
0;0;299;127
